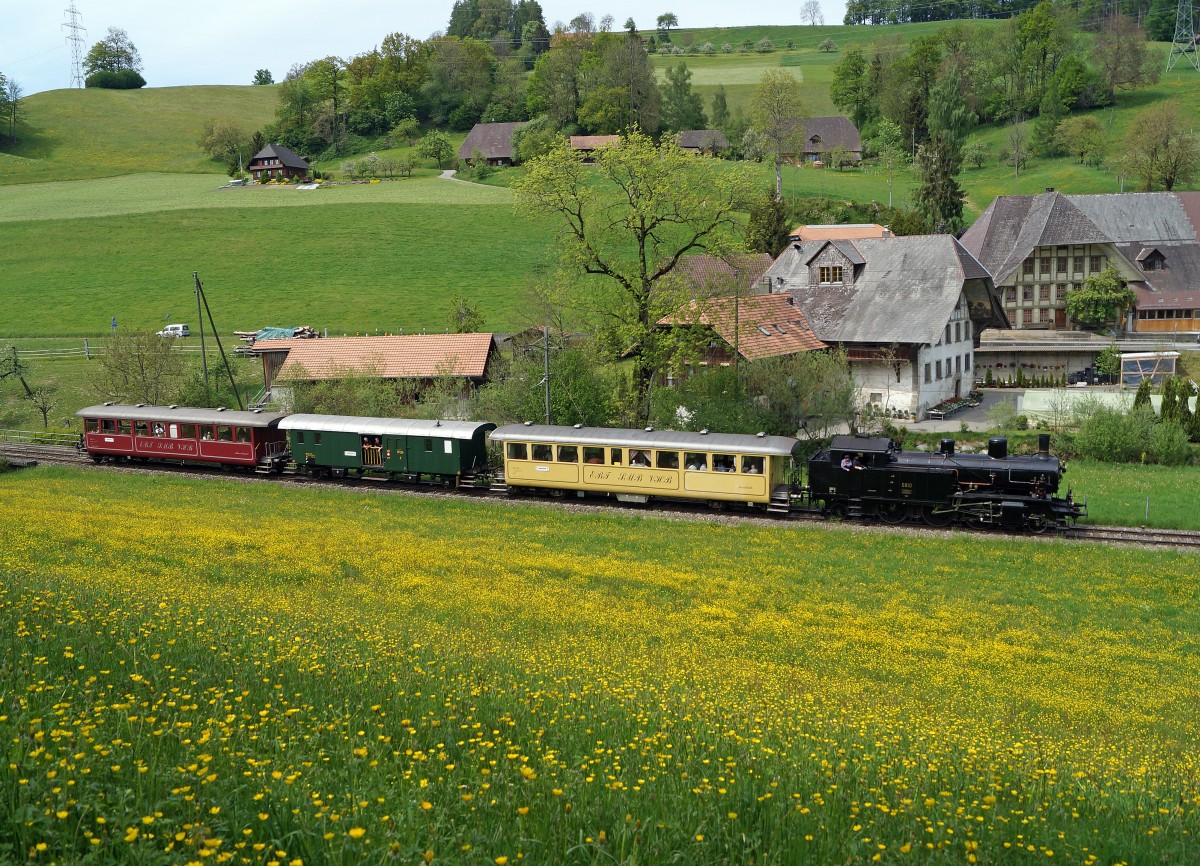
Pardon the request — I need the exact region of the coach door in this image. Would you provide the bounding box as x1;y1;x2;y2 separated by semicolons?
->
361;435;384;468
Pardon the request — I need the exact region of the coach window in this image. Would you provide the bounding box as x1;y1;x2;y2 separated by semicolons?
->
507;442;527;460
424;438;433;452
684;452;707;471
217;426;233;441
135;421;149;436
235;427;251;443
314;432;322;445
99;419;115;433
656;451;679;470
296;431;305;444
742;456;764;475
713;454;736;472
532;443;552;462
117;421;131;435
180;424;197;439
629;449;651;467
610;448;623;465
583;446;604;464
85;418;99;433
557;445;579;462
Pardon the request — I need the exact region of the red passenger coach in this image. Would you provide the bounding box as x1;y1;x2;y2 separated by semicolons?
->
76;404;290;471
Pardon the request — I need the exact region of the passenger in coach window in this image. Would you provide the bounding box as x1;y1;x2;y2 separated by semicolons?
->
841;454;854;471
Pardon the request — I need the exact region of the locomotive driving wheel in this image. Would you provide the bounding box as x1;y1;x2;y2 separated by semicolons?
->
921;505;953;527
1025;512;1051;534
876;501;909;524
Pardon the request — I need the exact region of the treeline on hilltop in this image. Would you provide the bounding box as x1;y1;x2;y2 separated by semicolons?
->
261;3;711;164
844;0;1176;37
831;2;1162;182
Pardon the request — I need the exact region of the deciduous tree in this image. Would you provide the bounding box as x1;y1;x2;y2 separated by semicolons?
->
1122;102;1200;192
512;131;759;420
84;27;142;75
91;332;185;405
801;0;824;26
1064;266;1135;327
417;129;455;168
253;69;274;85
1055;115;1105;166
750;69;807;199
1091;14;1160;101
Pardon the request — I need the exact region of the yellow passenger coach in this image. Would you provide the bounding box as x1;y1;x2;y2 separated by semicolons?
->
490;424;801;511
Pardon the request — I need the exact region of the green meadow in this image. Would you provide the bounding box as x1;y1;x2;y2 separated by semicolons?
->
1;467;1197;864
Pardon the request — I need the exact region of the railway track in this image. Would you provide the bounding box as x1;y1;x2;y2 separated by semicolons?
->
6;442;1200;550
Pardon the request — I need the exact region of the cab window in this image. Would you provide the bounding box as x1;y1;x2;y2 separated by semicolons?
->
655;451;679;470
583;447;604;464
557;445;578;463
742;456;764;475
217;426;233;441
532;444;552;462
235;427;251;443
507;442;527;460
684;452;707;471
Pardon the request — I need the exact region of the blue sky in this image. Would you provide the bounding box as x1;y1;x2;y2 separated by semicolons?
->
3;1;848;95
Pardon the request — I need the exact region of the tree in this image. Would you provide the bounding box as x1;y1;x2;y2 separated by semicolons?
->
656;12;679;42
0;343;33;397
26;387;56;429
914;68;970;233
512;131;759;420
84;27;143;76
253;69;274;85
198;119;249;165
1122;102;1200;192
1095;343;1121;379
1091;14;1160;102
964;140;990;169
91;332;185;405
475;341;615;427
447;295;485;333
661;62;707;132
801;0;825;25
1064;266;1135;327
389;117;421;147
1031;77;1064;157
418;130;455;168
1145;0;1176;42
829;46;873;130
710;86;730;133
2;77;23;138
818;38;838;52
750;69;807;199
1132;377;1152;412
745;191;791;256
872;118;905;209
1055;116;1106;166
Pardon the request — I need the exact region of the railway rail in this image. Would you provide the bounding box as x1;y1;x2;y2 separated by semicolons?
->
5;439;1199;551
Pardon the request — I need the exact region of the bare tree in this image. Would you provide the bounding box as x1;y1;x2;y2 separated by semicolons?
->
91;332;186;405
27;387;56;429
800;0;825;25
0;344;33;396
3;78;24;138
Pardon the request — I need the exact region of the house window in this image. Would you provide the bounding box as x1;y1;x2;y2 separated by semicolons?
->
1022;286;1034;303
935;360;942;379
955;355;961;375
1006;287;1017;304
819;265;843;284
1072;256;1081;274
945;324;951;344
1039;258;1051;276
965;354;972;371
1023;257;1035;277
955;322;961;342
1090;255;1104;272
1036;285;1045;302
1056;257;1067;275
924;363;931;383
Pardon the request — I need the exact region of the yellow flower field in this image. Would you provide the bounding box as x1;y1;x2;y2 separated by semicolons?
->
1;467;1197;864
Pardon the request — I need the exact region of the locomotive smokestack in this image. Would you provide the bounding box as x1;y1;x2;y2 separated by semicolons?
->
939;438;955;455
1038;433;1050;456
987;437;1008;459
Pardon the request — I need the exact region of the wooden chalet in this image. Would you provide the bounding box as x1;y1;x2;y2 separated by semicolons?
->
247;144;310;182
675;129;729;155
457;121;528;166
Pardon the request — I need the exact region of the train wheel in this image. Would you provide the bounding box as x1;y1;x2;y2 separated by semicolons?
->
90;455;104;464
876;501;909;525
921;506;952;527
1026;513;1051;534
825;501;848;520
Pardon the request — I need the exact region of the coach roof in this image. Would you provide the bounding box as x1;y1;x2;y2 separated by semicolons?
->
278;414;494;440
491;424;801;457
77;404;288;427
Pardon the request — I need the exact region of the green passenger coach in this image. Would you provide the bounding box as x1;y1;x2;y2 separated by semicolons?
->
278;415;495;483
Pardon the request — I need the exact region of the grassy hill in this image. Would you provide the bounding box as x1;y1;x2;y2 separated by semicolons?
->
0;85;278;185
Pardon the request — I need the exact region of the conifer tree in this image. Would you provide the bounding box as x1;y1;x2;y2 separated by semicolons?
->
1132;377;1152;412
1160;376;1178;423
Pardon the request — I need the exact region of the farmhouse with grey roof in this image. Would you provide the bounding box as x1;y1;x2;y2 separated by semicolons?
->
247;144;310;182
675;129;729;155
762;235;1006;419
960;190;1200;334
457;121;528;166
784;116;862;163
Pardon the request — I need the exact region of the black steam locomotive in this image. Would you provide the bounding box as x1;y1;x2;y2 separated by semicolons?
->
807;434;1084;531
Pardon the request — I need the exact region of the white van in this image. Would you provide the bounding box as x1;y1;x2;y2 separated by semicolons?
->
157;324;190;338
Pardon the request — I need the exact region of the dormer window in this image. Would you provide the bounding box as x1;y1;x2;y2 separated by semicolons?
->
819;265;843;284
